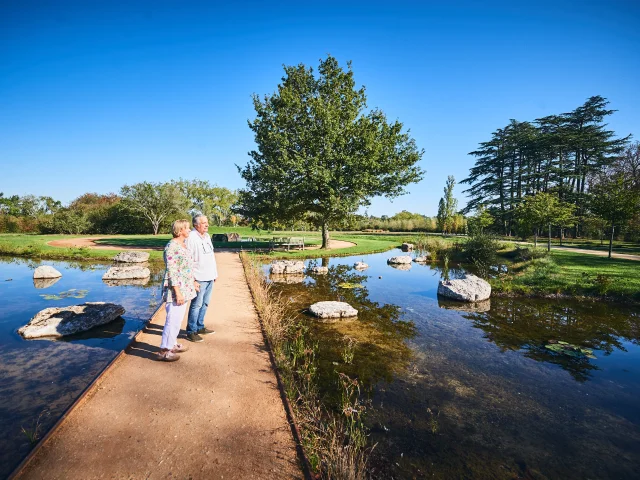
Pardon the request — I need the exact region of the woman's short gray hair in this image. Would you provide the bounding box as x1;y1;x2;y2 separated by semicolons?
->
171;219;190;238
193;214;207;226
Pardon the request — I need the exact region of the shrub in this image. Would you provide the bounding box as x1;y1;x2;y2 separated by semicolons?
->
514;245;549;262
463;233;500;273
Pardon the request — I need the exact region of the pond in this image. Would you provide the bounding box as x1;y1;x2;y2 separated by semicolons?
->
0;257;162;479
266;249;640;479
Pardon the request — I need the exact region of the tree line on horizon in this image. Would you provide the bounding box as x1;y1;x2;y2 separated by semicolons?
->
0;179;239;235
461;96;640;245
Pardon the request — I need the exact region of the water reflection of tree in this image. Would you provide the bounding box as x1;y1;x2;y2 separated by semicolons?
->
273;260;416;398
456;297;640;382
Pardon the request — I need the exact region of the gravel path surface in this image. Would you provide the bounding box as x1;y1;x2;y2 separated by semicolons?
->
16;252;302;480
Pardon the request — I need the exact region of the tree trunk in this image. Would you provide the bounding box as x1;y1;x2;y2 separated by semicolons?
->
547;224;551;252
321;221;330;249
560;228;563;246
534;229;538;248
153;222;159;235
609;225;614;259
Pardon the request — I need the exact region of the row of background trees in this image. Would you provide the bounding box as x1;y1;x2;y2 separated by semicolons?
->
461;96;640;246
0;180;239;235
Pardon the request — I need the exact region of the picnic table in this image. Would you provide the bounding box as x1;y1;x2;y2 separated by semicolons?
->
269;237;305;251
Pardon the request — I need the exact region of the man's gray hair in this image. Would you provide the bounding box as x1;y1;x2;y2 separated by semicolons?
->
192;214;208;226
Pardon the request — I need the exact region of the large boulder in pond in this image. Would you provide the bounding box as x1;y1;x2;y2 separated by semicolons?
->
437;273;491;303
413;253;431;263
354;262;369;270
401;243;414;252
387;255;412;265
18;302;125;339
270;260;305;274
113;251;150;263
33;266;62;279
102;265;150;280
309;301;358;320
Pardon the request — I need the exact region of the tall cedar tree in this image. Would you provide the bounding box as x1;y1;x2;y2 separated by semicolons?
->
461;96;629;236
237;56;424;248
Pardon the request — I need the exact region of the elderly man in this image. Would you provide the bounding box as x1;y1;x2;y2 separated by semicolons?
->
184;214;218;342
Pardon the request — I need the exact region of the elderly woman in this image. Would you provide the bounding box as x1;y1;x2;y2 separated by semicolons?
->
158;219;200;361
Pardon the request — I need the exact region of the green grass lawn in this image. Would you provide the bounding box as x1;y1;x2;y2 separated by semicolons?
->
492;248;640;302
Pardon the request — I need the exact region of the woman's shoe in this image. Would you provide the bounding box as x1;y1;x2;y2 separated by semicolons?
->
171;343;189;353
157;350;180;362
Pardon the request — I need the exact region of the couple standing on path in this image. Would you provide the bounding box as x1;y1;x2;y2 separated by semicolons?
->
158;214;218;361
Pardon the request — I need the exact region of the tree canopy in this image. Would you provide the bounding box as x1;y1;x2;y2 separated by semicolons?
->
237;55;424;248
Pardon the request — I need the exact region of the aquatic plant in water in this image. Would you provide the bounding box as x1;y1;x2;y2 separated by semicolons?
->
338;282;364;289
39;289;89;300
545;340;597;359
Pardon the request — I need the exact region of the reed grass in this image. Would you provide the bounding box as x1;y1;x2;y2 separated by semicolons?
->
240;253;371;479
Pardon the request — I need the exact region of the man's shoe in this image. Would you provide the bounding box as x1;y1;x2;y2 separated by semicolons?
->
197;327;215;335
186;332;204;343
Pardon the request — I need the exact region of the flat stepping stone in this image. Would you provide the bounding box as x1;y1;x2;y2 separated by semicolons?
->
102;266;150;280
309;301;358;320
113;251;150;263
270;260;305;274
387;255;412;264
18;302;125;339
438;273;491;302
33;265;62;279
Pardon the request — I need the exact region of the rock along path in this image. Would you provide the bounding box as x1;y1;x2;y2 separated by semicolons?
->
16;252;302;480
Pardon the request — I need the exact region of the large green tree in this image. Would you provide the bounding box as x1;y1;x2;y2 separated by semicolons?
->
237;55;424;248
120;181;187;235
589;173;639;258
436;175;458;234
515;192;575;251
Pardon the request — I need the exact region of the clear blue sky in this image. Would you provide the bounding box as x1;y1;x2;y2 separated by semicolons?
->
1;0;638;216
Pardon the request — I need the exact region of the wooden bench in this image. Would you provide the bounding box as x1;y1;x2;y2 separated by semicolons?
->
269;237;305;251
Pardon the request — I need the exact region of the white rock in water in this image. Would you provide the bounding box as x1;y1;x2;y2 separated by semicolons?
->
102;266;150;280
401;243;414;252
387;255;412;264
413;256;430;263
270;260;305;274
113;251;150;263
33;266;62;279
18;302;125;339
310;266;329;274
438;273;491;303
354;262;369;270
309;301;358;319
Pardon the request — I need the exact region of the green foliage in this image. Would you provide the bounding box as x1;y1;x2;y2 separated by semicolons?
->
463;233;500;274
436;175;458;234
237;55;424;248
515;192;575;250
120;181;188;235
467;204;494;234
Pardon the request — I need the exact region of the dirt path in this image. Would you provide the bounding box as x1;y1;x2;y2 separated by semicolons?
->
47;236;163;250
551;245;640;261
16;252;301;480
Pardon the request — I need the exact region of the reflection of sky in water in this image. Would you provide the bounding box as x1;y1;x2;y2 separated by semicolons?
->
0;257;162;479
268;249;640;479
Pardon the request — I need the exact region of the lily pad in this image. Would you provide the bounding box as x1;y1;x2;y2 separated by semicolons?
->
40;289;90;301
545;341;596;359
337;282;364;289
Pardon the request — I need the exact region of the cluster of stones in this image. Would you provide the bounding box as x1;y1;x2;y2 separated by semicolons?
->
103;251;151;285
437;273;491;303
308;301;358;322
270;260;305;274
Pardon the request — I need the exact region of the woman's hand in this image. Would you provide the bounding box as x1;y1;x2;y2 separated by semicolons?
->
194;281;201;292
174;289;185;306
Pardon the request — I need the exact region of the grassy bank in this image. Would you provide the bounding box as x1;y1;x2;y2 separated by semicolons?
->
490;248;640;302
0;234;162;262
240;253;370;479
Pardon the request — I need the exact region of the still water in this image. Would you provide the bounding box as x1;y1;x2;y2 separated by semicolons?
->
267;249;640;479
0;257;162;479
